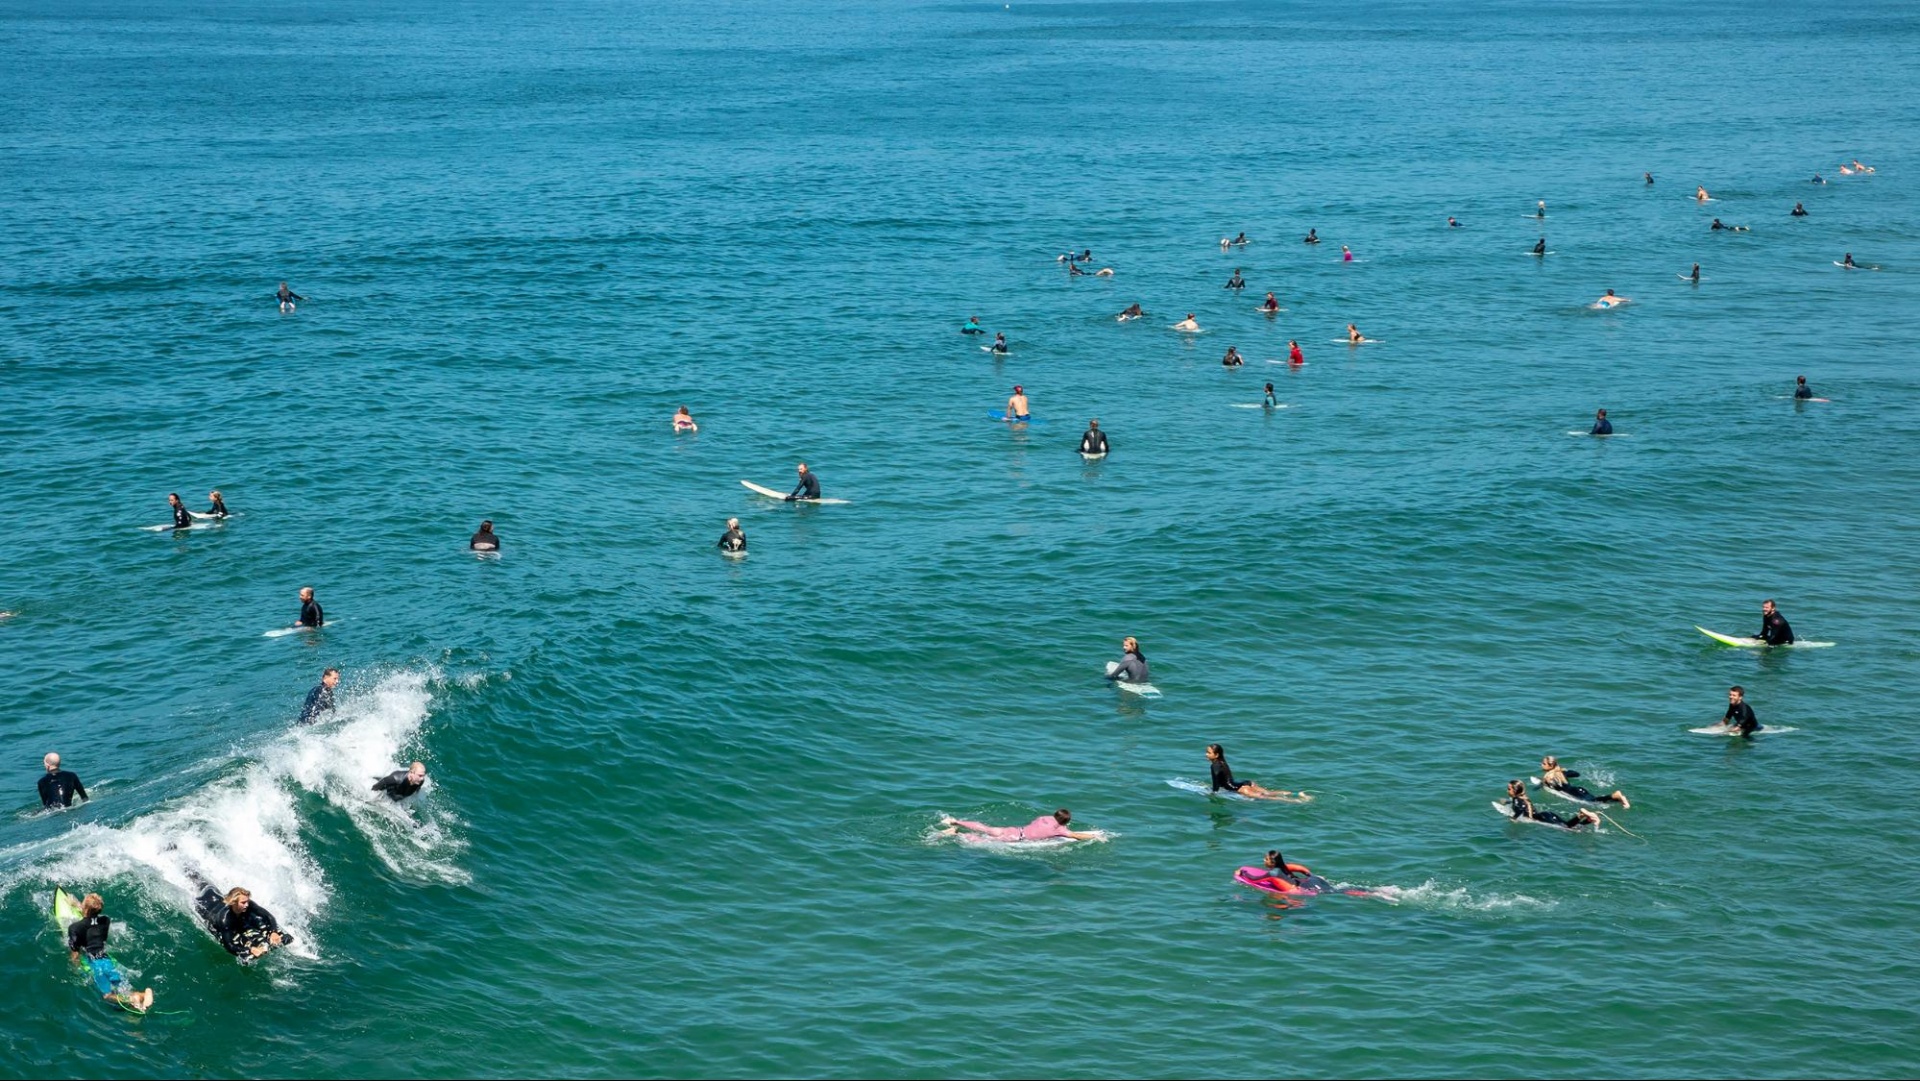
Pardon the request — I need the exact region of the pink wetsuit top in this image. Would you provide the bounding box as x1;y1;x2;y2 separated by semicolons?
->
1019;816;1072;840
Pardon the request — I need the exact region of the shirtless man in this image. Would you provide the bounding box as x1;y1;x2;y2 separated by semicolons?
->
1171;313;1200;332
1594;289;1630;309
1004;385;1030;422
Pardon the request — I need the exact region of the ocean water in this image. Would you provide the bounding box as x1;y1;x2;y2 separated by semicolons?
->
3;0;1920;1075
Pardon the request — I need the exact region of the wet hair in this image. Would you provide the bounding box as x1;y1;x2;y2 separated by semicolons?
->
1596;409;1607;417
224;888;251;907
1762;599;1775;607
82;893;103;916
1052;809;1071;825
323;667;339;678
1265;849;1282;867
1796;376;1807;383
1730;685;1745;695
1207;743;1225;759
169;492;181;501
479;520;493;532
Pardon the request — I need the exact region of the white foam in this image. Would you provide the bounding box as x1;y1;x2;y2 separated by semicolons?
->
1359;879;1556;912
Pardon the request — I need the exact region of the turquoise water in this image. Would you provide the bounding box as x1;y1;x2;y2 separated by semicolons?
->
4;0;1920;1075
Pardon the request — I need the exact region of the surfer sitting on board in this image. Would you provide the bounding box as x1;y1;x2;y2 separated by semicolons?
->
1757;600;1794;645
1224;270;1245;290
296;586;324;629
275;282;305;312
1591;409;1613;435
1288;340;1304;364
190;880;289;959
786;463;820;502
1794;376;1813;400
40;753;88;808
297;668;339;725
1687;263;1700;282
1264;383;1278;408
1792;202;1808;217
1104;636;1149;684
1532;237;1547;255
1079;420;1108;456
1207;744;1306;802
1505;781;1602;830
1538;757;1628;807
1005;386;1030;422
205;490;230;518
990;333;1008;355
962;316;985;335
1303;228;1320;244
1261;292;1280;312
1346;324;1372;344
717;517;746;553
66;893;154;1011
937;809;1102;843
1222;346;1244;367
1842;253;1856;268
373;762;428;801
168;493;192;530
1723;686;1760;738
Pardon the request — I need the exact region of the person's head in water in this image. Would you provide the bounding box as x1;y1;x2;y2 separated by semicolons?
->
726;517;739;531
209;489;222;503
1507;779;1525;798
321;667;340;690
1121;636;1141;658
1087;419;1099;430
1541;755;1558;771
223;887;253;912
44;752;60;772
1761;599;1777;617
478;519;493;534
1265;382;1274;394
1052;809;1072;825
1596;408;1607;419
1796;376;1807;387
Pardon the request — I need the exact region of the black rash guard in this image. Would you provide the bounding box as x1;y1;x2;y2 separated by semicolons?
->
788;472;820;501
372;770;425;801
297;683;334;725
276;286;304;304
1758;611;1794;645
39;769;88;807
470;529;499;551
1080;429;1109;454
1106;651;1149;683
1225;275;1245;289
1209;757;1247;793
1794;383;1813;400
298;599;324;627
196;890;282;956
1533;239;1547;254
1591;417;1613;435
1724;700;1759;736
171;503;193;529
717;527;746;552
68;915;113;958
207;496;229;518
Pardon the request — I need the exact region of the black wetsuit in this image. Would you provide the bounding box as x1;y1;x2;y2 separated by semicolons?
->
1079;429;1109;455
1711;219;1726;231
990;340;1008;354
1543;772;1606;803
787;472;820;501
298;598;324;628
1794;382;1813;400
1532;239;1547;255
39;769;88;808
1724;700;1760;737
276;286;304;305
717;527;746;552
67;914;113;959
1209;757;1247;793
1758;611;1795;646
372;769;425;801
1792;206;1808;217
297;683;334;725
207;496;229;519
1068;263;1086;276
1510;796;1581;828
1106;651;1149;684
1222;351;1243;367
470;528;499;551
171;503;193;529
193;885;283;957
1226;275;1245;290
1592;416;1613;435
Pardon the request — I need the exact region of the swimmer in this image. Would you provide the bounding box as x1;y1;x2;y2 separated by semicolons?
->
990;332;1008;354
1538;756;1629;808
1260;292;1280;312
1221;346;1244;368
295;586;324;629
1346;323;1371;344
1341;245;1354;262
1791;202;1808;217
1842;252;1857;268
1532;237;1547;256
673;406;697;432
1644;171;1654;185
372;761;428;802
1287;340;1304;365
786;463;820;502
39;753;88;808
1171;313;1200;332
1594;289;1629;309
1756;599;1794;646
1811;173;1826;184
1535;200;1546;218
1232;232;1249;246
1303;228;1320;244
190;881;288;959
167;492;192;530
1447;216;1460;228
470;519;499;551
1117;303;1145;320
1206;744;1307;802
1224;270;1245;290
1263;382;1278;408
1687;263;1700;282
1851;159;1873;174
1590;408;1612;435
1079;419;1108;456
204;490;230;518
936;809;1102;843
1696;185;1710;202
1504;781;1602;830
1005;385;1030;422
961;316;985;335
66;894;155;1012
717;517;746;553
1722;685;1759;738
1794;375;1813;401
1104;636;1148;684
297;667;339;725
274;281;304;312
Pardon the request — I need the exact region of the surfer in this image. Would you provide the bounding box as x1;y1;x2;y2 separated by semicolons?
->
1532;237;1547;256
1723;686;1760;738
1260;292;1280;313
167;493;192;530
39;753;88;808
1231;232;1248;246
990;333;1008;355
1172;313;1200;332
936;809;1101;843
1303;228;1320;244
1004;385;1030;422
1791;202;1808;217
66;894;154;1011
205;490;230;519
786;463;820;502
673;406;697;432
275;282;305;312
1224;270;1245;290
1794;376;1813;400
372;761;429;801
961;316;985;335
1504;781;1602;830
297;668;340;725
470;519;500;551
1263;383;1278;408
1346;323;1370;344
1590;408;1613;435
190;880;288;959
1757;599;1794;645
1117;303;1145;320
1104;636;1148;684
1447;216;1460;228
1288;340;1304;365
1222;346;1244;368
1206;744;1305;802
1687;263;1701;282
1594;290;1628;309
1538;757;1629;808
1536;200;1546;217
1079;420;1108;456
1341;245;1354;262
296;586;324;628
1842;252;1857;268
1068;261;1088;276
1696;185;1710;202
1644;171;1654;185
1811;173;1826;184
1851;159;1873;173
717;517;746;553
1710;218;1748;232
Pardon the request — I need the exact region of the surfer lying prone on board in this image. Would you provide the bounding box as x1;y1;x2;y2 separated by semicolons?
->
937;809;1101;842
1538;757;1628;807
188;878;290;959
66;893;155;1011
1104;637;1148;684
1240;849;1333;892
1207;744;1309;802
1504;782;1602;830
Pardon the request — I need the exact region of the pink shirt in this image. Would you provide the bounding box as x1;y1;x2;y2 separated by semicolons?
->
1020;816;1072;840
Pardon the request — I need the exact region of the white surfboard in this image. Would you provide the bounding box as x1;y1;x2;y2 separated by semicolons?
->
1695;626;1832;648
141;520;221;532
1678;274;1708;282
981;345;1010;354
1080;451;1107;461
720;548;747;560
1690;723;1797;736
1528;250;1555;256
741;480;848;505
1169;324;1204;333
1332;338;1380;345
1254;306;1284;314
1104;661;1161;697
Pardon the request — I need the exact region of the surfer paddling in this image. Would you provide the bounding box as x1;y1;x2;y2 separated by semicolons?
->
1594;289;1629;309
297;668;339;725
66;894;155;1011
1538;757;1629;808
1206;744;1308;802
937;809;1102;843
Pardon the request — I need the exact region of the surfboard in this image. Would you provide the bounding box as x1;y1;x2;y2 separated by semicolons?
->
720;548;747;560
980;346;1010;354
1104;661;1161;697
1332;338;1380;344
1690;723;1796;736
1834;261;1879;270
1232;402;1286;409
1079;451;1107;461
264;622;323;638
52;889;150;1014
1115;314;1141;322
1254;306;1283;314
140;520;220;532
1527;250;1555;256
741;480;848;505
1677;274;1707;281
988;410;1044;425
1696;626;1763;647
1491;801;1591;828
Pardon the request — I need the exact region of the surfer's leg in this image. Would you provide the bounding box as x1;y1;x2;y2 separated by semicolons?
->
1611;791;1631;809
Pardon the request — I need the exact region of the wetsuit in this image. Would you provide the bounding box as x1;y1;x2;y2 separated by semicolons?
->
207;495;229;518
171;503;193;529
1510;796;1582;828
1532;239;1546;255
1209;757;1248;794
298;598;324;628
372;770;425;801
787;472;820;501
1724;700;1760;738
1225;275;1245;290
39;769;88;808
191;882;284;957
990;340;1008;354
470;528;499;551
1304;231;1319;244
67;914;133;997
297;682;335;725
276;286;304;305
961;322;984;335
1591;416;1613;435
1758;611;1794;646
1792;205;1808;217
1068;263;1086;276
1105;651;1149;684
1794;382;1813;400
1711;219;1726;231
1079;428;1108;455
1222;351;1243;367
717;526;746;552
1542;772;1606;803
